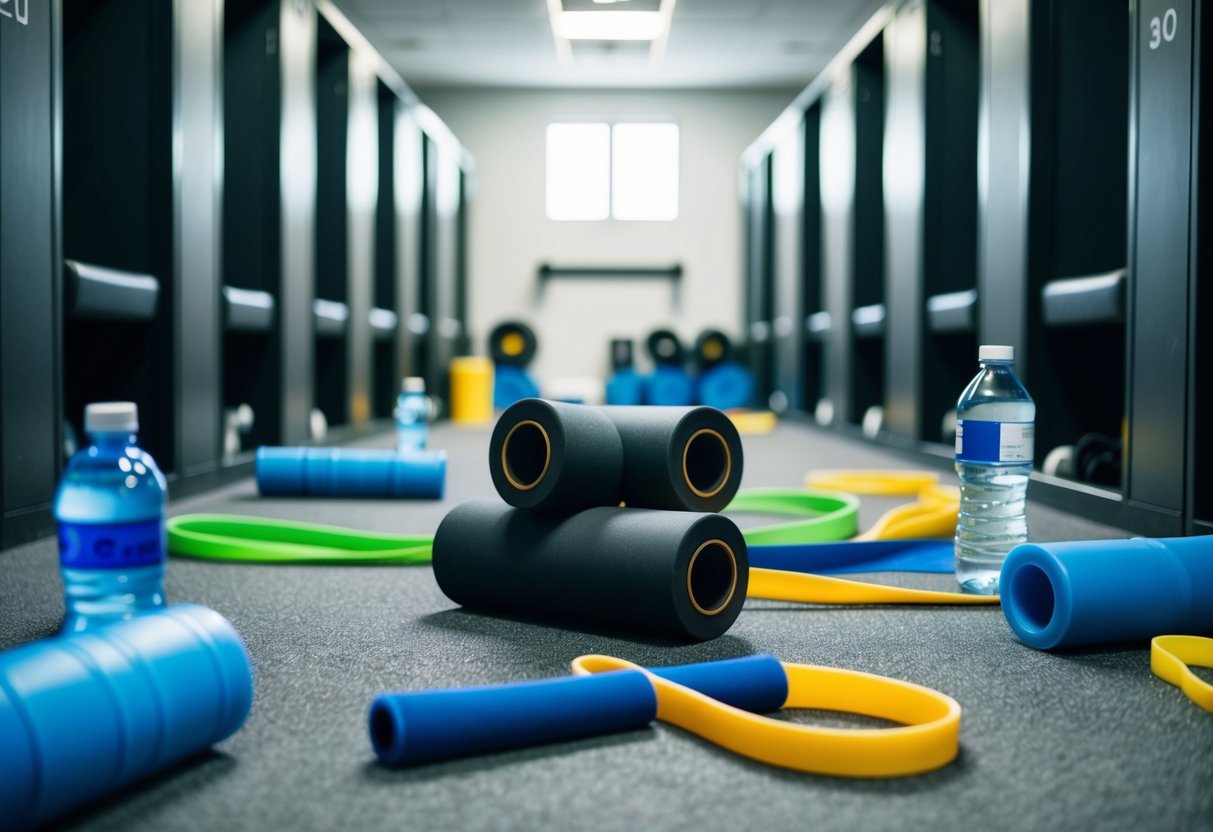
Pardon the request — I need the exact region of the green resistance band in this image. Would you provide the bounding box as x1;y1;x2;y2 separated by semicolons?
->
726;489;859;545
167;513;432;565
166;489;859;565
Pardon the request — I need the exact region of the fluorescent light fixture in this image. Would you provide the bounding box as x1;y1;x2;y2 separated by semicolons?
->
553;11;665;41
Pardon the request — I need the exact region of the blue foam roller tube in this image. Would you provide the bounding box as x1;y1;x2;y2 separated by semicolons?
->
371;671;656;767
697;361;755;411
605;369;646;405
369;654;788;768
647;366;695;407
1000;536;1213;650
494;364;541;409
0;604;253;829
256;446;446;498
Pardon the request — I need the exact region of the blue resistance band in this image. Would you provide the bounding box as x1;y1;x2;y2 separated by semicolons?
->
748;539;954;575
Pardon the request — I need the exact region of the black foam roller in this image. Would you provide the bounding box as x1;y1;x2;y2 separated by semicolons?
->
488;398;624;511
694;329;733;370
605;406;743;512
646;329;685;366
489;400;744;512
489;321;538;367
432;500;749;641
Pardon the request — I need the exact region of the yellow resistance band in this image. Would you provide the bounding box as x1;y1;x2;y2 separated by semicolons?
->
571;654;961;778
1151;635;1213;714
806;469;960;541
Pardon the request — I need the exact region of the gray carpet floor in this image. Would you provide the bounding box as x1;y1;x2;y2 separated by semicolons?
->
2;420;1211;831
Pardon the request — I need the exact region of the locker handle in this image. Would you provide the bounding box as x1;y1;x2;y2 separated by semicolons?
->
369;308;398;340
223;286;275;333
65;260;159;322
313;299;349;338
926;289;977;334
851;304;886;338
1041;269;1126;327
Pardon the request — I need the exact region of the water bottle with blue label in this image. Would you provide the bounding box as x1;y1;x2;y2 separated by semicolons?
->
954;345;1035;594
395;377;429;451
55;402;167;632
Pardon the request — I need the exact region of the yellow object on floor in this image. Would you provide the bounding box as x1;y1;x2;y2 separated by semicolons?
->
449;356;494;424
1151;635;1213;713
748;568;997;606
807;469;959;541
727;410;777;435
572;654;962;778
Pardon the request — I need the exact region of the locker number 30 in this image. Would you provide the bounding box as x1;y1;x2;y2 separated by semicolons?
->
1149;8;1178;49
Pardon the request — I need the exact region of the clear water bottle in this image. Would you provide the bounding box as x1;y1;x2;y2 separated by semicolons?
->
55;402;167;632
395;377;429;451
954;345;1035;594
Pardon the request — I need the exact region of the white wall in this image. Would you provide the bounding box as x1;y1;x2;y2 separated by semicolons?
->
418;88;794;386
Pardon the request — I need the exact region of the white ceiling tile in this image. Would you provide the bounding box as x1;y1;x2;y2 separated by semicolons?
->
357;0;886;87
337;0;447;20
445;0;550;20
759;0;849;15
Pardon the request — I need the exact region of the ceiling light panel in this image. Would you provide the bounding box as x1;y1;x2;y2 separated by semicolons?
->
561;0;660;11
553;11;665;41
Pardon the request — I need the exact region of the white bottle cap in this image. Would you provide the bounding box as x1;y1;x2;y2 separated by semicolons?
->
402;377;426;393
979;345;1014;362
85;401;139;433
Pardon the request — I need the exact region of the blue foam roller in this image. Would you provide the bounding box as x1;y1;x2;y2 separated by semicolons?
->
0;604;253;829
605;369;646;405
370;670;656;767
494;365;541;409
369;654;789;768
256;446;446;498
697;361;755;411
647;366;695;406
1000;536;1213;650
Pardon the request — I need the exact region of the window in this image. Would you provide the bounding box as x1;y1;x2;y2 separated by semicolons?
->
546;121;679;221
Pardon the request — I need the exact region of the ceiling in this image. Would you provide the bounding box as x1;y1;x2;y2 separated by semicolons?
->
332;0;887;90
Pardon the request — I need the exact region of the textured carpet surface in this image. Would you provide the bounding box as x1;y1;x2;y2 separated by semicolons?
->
2;421;1211;832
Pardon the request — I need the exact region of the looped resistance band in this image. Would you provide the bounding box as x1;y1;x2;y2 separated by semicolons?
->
167;514;432;564
1151;635;1213;714
805;470;959;541
728;489;860;545
570;654;961;777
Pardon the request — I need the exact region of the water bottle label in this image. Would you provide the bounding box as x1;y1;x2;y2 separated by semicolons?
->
956;420;1034;463
58;519;165;570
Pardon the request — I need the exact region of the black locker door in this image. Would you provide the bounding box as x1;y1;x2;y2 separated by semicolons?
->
0;0;60;548
1129;0;1195;530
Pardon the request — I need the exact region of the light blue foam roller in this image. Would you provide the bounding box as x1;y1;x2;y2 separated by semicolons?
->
697;361;755;411
256;446;446;498
1000;536;1213;650
0;604;254;829
646;366;695;407
605;369;646;405
493;365;541;409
